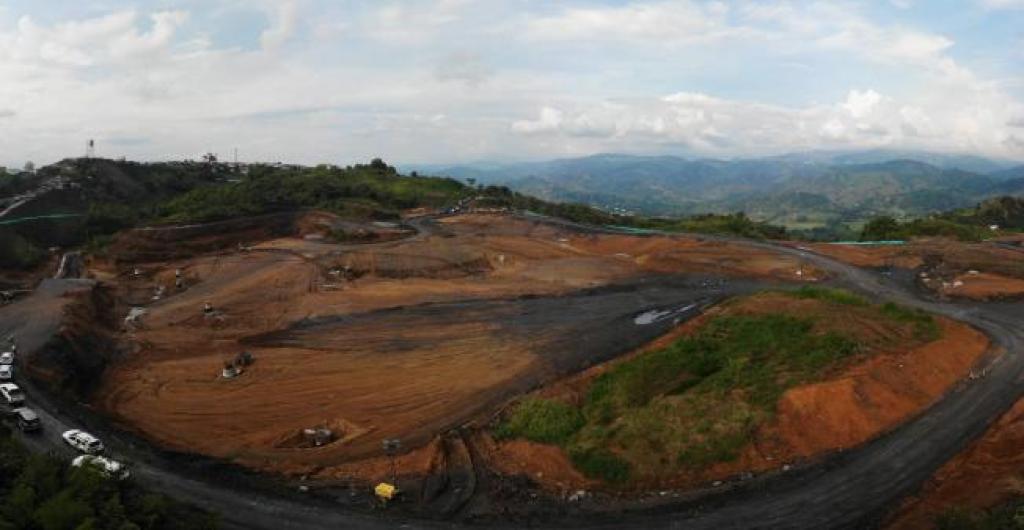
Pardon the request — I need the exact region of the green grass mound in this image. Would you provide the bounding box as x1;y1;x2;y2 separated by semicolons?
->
496;289;941;484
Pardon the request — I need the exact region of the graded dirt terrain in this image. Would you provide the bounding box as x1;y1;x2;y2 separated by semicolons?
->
937;271;1024;300
94;212;819;479
810;239;1024;280
806;243;923;269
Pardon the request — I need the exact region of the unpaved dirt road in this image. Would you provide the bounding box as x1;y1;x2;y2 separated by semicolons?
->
4;218;1024;529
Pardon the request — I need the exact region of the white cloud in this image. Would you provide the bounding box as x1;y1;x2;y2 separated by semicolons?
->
366;1;470;45
842;90;883;119
434;52;492;86
980;0;1024;9
260;0;298;50
509;85;1024;158
2;10;188;67
0;1;1021;167
525;1;749;45
512;107;563;134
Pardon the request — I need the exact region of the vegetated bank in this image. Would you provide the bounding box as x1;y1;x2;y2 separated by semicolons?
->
858;195;1024;243
489;287;989;491
0;422;217;529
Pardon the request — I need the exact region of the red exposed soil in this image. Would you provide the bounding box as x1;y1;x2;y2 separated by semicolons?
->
756;318;988;458
885;398;1024;529
937;272;1024;301
806;243;923;269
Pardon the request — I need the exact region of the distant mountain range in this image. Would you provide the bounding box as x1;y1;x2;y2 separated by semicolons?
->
409;150;1024;227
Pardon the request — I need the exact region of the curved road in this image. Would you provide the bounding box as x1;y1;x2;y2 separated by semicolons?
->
4;218;1023;530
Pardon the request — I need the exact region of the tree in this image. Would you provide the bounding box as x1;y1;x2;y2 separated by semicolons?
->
23;161;35;173
369;158;389;172
33;491;93;530
860;216;902;241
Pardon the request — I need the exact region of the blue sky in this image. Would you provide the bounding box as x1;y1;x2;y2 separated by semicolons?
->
0;1;1022;168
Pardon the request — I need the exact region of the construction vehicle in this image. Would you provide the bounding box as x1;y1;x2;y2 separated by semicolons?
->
222;361;241;379
374;483;397;505
234;351;254;367
302;427;334;447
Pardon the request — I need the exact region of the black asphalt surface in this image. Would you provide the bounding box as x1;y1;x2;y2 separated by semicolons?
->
2;219;1023;529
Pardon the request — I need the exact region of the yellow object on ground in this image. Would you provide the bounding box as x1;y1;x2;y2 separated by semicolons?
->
374;482;396;501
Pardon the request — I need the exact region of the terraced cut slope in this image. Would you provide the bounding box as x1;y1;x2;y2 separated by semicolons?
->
489;288;990;491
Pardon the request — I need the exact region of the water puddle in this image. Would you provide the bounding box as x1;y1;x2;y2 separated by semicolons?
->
634;303;697;325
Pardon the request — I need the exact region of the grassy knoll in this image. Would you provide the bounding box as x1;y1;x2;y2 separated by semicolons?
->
496;288;941;484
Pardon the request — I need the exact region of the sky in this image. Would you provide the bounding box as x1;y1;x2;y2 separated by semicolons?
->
1;0;1023;168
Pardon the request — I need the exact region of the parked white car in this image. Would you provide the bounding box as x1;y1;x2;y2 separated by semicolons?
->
0;352;12;365
62;429;104;454
72;455;129;480
0;383;24;405
0;364;11;380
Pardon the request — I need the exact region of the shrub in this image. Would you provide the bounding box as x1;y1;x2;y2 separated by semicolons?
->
881;302;940;341
568;447;631;483
495;398;584;444
790;286;868;306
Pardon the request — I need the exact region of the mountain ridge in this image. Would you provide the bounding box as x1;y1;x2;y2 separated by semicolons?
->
410;151;1022;223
